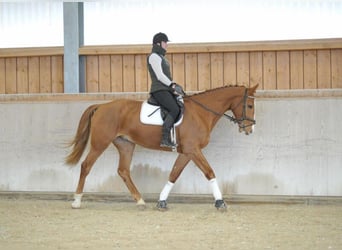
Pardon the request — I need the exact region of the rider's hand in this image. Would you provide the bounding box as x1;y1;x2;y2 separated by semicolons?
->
171;82;185;96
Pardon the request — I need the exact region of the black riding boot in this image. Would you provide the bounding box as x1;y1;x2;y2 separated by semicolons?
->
160;114;177;148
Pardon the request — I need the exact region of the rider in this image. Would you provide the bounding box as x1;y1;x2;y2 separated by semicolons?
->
147;32;184;148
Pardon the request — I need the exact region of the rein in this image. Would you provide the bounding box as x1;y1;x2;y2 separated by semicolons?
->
186;88;256;128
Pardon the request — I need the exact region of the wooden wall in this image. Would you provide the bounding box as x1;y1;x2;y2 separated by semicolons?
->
1;38;341;94
0;47;64;94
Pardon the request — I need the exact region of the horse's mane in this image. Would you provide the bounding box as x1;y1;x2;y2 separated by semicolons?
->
184;84;245;98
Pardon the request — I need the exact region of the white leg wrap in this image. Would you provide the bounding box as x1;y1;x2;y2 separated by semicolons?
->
71;193;83;209
210;178;222;200
159;181;174;201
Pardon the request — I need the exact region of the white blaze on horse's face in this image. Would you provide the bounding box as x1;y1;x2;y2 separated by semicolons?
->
251;97;256;133
249;97;256;134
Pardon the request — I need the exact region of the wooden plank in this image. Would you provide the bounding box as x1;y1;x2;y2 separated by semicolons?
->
78;38;342;55
167;38;342;53
197;53;211;91
172;54;185;87
210;52;224;88
223;52;236;86
276;51;290;89
51;56;64;93
317;50;331;89
0;39;338;58
0;58;5;93
39;56;51;93
16;57;29;93
0;46;64;58
236;52;249;87
2;89;341;102
185;53;198;91
98;55;111;92
122;55;135;92
86;56;99;92
331;49;342;88
135;54;148;92
290;51;304;89
263;52;276;90
249;52;263;88
28;57;40;93
110;55;123;92
303;50;317;89
5;57;17;94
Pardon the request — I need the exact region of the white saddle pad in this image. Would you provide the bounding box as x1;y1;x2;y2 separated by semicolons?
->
140;101;183;126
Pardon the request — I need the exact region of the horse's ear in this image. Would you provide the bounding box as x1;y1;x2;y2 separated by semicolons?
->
249;84;259;95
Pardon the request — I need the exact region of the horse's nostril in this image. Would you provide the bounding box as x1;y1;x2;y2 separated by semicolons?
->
245;130;253;135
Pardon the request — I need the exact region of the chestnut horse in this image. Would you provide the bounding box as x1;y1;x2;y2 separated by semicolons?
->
65;84;258;211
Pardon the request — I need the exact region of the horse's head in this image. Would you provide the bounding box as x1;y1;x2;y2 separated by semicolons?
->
231;84;258;135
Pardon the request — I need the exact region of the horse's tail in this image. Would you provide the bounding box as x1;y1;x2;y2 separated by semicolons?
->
65;104;99;166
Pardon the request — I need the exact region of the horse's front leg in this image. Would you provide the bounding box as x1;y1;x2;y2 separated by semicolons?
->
189;149;227;211
156;153;190;211
113;137;146;210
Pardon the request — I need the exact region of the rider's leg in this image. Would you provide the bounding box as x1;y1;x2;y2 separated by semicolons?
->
152;91;180;148
160;114;177;147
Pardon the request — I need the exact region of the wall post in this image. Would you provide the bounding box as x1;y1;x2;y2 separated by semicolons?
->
63;2;85;93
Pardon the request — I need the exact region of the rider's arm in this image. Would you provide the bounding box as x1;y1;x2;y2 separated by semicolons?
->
148;53;173;86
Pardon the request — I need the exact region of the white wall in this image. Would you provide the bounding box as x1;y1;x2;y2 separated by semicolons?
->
0;92;341;196
1;0;341;48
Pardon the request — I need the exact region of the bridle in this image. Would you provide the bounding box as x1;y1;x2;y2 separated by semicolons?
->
230;88;256;130
186;88;256;131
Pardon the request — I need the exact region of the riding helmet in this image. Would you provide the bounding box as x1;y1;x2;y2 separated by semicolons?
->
153;32;169;44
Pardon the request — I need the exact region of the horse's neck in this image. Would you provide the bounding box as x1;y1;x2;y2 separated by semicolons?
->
194;86;243;113
189;86;244;129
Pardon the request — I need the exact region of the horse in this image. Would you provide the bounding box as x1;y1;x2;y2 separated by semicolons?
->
65;84;258;211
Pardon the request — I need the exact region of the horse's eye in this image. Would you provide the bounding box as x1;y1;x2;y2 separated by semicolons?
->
248;105;253;109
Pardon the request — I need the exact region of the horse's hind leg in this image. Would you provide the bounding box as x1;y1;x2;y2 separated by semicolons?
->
72;147;106;208
113;137;146;209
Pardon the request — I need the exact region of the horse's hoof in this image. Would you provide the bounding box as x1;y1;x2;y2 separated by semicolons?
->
156;200;168;211
215;199;227;212
137;204;147;211
136;198;147;210
71;201;81;209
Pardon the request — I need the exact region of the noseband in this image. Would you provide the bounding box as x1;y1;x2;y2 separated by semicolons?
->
187;88;256;130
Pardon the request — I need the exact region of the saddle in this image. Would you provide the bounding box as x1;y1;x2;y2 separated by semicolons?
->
140;95;184;126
